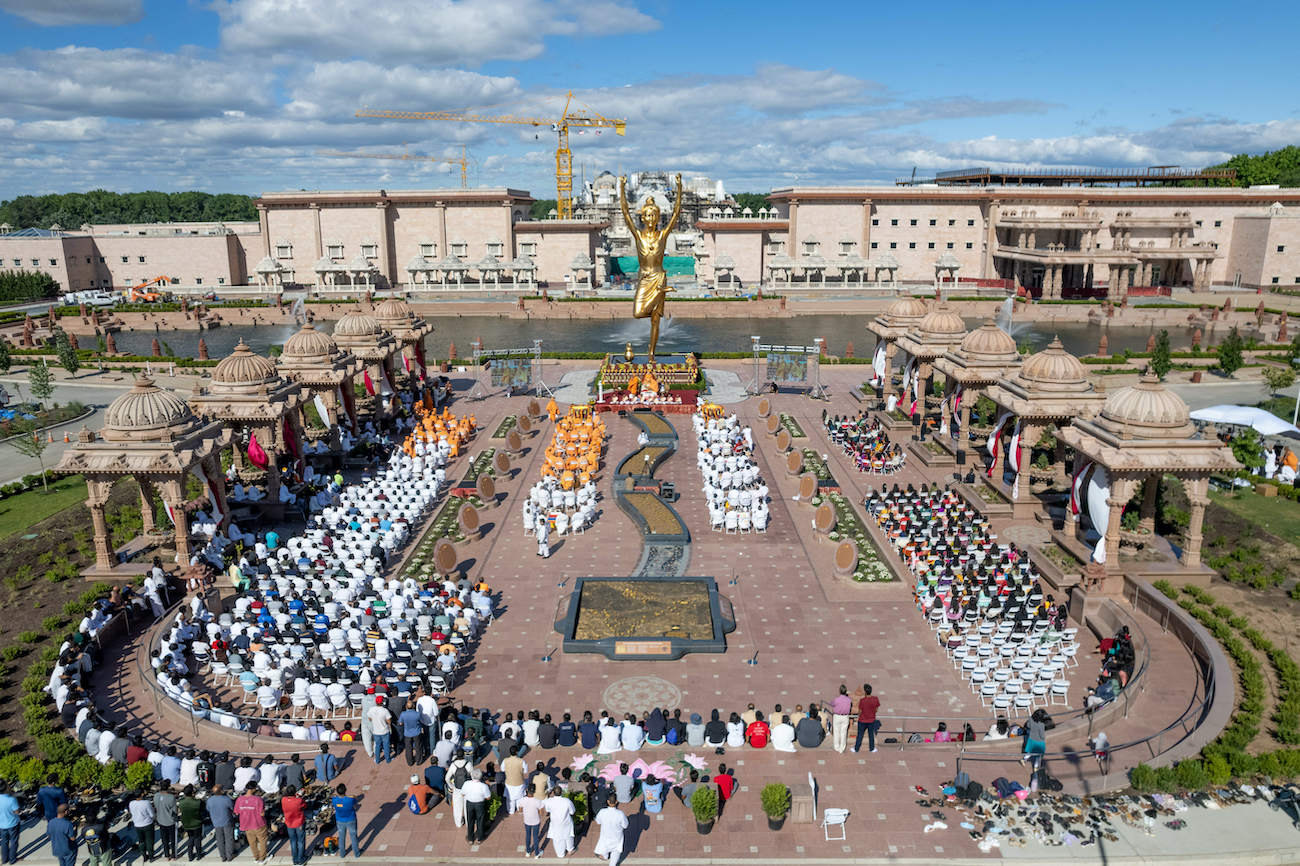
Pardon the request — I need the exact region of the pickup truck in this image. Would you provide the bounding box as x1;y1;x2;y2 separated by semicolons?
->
60;290;118;306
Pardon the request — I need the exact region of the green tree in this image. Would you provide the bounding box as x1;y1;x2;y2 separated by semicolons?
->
1262;365;1296;394
52;329;79;377
529;199;558;220
0;339;10;374
732;192;770;214
8;419;52;493
1204;146;1300;188
1216;327;1245;377
27;360;54;408
0;271;60;303
0;190;256;229
1149;329;1172;379
1229;428;1265;476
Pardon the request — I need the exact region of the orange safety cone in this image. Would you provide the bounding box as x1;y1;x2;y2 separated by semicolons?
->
64;431;70;442
47;432;54;443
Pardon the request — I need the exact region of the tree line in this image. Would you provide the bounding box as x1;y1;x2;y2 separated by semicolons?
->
1191;146;1300;188
0;190;258;231
0;271;60;302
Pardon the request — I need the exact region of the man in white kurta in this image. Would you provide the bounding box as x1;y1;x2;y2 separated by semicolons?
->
592;800;629;864
543;792;575;858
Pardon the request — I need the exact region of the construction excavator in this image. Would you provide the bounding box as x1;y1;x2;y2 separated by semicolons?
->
124;275;171;303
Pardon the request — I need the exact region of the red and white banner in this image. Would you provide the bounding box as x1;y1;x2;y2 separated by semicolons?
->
363;370;377;397
985;411;1013;477
1070;459;1094;516
191;464;224;524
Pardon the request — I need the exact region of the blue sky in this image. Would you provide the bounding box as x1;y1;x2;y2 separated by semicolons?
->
0;0;1294;200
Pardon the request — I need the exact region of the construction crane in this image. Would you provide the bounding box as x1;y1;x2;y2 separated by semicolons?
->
356;91;627;219
317;145;470;188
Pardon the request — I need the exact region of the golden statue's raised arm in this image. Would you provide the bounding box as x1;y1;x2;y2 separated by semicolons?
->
618;175;634;233
665;173;684;238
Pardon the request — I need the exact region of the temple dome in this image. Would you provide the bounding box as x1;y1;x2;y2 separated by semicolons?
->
1097;372;1192;439
102;375;196;438
280;322;336;362
374;297;413;329
884;296;928;321
1016;338;1090;391
917;302;966;339
333;310;381;338
960;319;1017;360
211;339;278;387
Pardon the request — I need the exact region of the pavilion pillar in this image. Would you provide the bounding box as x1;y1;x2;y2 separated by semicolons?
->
956;400;971;466
435;201;448;257
376;201;392;288
1139;474;1159;534
310;203;323;259
787;201;799;264
1101;477;1135;575
884;341;897;403
1183;476;1210;568
138;479;157;535
260;424;281;505
86;478;114;571
1013;422;1038;518
861;199;872;263
258;204;271;258
157;478;189;566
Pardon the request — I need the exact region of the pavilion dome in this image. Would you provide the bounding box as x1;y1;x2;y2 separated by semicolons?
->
102;375;197;439
374;297;413;330
959;319;1018;360
1017;338;1090;392
916;302;967;344
280;322;336;362
1097;372;1193;439
333;310;382;339
884;296;928;321
211;339;278;387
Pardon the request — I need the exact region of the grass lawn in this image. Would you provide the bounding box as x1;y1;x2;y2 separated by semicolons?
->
0;474;87;539
1209;488;1300;544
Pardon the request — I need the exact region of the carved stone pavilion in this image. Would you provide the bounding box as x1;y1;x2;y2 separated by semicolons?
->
866;295;928;403
54;376;230;577
985;338;1107;516
932;319;1022;465
330;310;398;420
373;297;433;378
274;322;363;448
189;340;307;509
894;301;968;440
1057;372;1239;587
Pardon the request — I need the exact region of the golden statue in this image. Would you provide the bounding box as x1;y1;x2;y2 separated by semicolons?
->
619;173;683;364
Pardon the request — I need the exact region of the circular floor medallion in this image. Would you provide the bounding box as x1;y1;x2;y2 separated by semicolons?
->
601;675;683;716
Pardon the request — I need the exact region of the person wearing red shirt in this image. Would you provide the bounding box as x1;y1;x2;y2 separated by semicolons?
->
714;764;737;815
125;740;148;766
744;711;770;748
233;787;267;864
853;683;882;753
280;786;307;866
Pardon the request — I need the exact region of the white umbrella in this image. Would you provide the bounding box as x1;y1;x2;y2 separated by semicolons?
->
1189;405;1300;438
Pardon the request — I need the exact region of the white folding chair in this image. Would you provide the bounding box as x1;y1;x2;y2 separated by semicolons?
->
821;808;849;841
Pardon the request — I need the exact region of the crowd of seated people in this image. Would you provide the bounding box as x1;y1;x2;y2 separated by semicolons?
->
693;410;770;533
825;411;905;474
1085;626;1136;712
525;407;606;537
865;483;1078;717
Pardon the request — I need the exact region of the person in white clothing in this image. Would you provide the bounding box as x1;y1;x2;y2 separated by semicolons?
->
592;796;628;865
543;792;575;858
536;518;550;557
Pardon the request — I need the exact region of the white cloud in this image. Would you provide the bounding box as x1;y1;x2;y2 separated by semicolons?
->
285;61;521;120
0;46;277;119
0;0;141;26
214;0;658;65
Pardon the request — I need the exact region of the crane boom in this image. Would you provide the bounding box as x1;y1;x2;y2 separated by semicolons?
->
355;91;626;219
318;146;469;187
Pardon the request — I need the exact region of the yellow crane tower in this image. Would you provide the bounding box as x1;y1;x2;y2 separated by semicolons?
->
317;145;470;188
355;91;626;219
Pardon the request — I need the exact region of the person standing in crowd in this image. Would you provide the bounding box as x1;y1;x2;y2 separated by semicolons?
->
827;684;853;753
368;697;393;765
178;785;205;862
206;786;236;862
129;787;157;862
83;809;114;866
853;683;882;754
502;745;527;815
446;752;472;829
592;795;628;866
399;702;424;766
233;786;268;866
543;788;575;859
715;764;737;815
519;788;544;859
461;769;492;845
154;781;178;860
314;744;339;784
46;804;78;866
280;785;307;865
37;775;66;822
0;782;19;866
331;784;360;860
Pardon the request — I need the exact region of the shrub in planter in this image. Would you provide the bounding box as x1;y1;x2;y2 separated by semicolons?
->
1129;763;1157;792
1255;752;1282;780
0;646;24;663
1228;750;1257;778
17;757;47;788
98;761;125;792
1278;749;1300;778
17;631;41;645
690;786;718;833
1204;754;1231;786
1174;759;1208;791
0;754;25;782
37;734;82;766
1153;766;1178;792
126;760;154;792
69;756;102;791
759;783;791;829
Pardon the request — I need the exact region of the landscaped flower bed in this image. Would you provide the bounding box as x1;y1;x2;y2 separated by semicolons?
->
491;415;517;439
778;413;806;438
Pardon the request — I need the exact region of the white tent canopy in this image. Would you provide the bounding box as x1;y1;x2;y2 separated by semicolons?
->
1189;404;1300;438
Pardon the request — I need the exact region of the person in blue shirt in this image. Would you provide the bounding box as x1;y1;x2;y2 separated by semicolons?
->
331;784;360;859
36;775;65;820
161;746;183;785
313;614;330;636
47;804;77;866
423;758;446;797
398;706;424;766
0;781;21;865
314;744;339;784
265;530;279;551
205;787;236;862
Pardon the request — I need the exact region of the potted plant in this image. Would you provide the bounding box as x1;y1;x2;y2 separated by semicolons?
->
760;783;791;830
690;786;718;835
